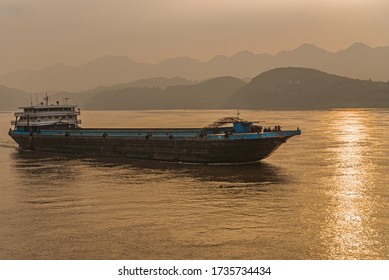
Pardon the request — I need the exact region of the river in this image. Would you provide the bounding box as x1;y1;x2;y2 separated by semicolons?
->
0;109;388;259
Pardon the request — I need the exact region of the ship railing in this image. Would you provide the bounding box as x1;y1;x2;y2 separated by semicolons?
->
38;129;202;138
260;130;301;138
15;120;79;127
14;111;80;117
259;126;301;131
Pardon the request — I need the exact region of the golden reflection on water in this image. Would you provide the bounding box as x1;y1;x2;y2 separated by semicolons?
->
323;110;378;259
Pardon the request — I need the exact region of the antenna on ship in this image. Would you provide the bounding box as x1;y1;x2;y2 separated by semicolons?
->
63;97;70;105
30;94;33;106
35;93;38;105
44;92;49;106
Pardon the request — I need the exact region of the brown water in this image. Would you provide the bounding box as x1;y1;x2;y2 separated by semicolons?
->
0;109;388;259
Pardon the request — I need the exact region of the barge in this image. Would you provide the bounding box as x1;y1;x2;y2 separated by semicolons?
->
9;96;301;163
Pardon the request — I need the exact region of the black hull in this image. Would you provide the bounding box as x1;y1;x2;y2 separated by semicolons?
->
10;133;286;163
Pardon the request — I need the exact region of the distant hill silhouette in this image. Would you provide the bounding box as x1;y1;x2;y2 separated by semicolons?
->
84;77;246;110
47;77;196;108
1;68;388;111
223;67;389;109
1;43;389;92
0;85;29;111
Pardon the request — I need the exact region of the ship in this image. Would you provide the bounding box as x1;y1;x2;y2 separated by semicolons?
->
8;95;301;164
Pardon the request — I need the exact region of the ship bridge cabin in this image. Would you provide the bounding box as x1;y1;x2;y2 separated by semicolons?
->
11;97;81;133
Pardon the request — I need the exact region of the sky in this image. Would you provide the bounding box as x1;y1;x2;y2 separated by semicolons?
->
0;0;388;74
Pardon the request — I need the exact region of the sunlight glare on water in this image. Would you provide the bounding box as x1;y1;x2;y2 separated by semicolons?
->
320;110;381;259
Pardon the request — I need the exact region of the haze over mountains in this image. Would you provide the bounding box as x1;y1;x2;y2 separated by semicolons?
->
0;85;30;111
85;77;246;110
1;42;389;92
1;42;389;111
2;67;388;111
84;68;389;110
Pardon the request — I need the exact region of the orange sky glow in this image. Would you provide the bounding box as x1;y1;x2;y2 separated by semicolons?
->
0;0;388;74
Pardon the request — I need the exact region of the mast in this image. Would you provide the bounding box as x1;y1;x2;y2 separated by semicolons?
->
44;92;49;106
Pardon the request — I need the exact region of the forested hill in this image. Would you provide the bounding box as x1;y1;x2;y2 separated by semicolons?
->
223;67;389;109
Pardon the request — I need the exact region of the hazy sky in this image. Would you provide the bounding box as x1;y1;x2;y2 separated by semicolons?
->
1;0;388;74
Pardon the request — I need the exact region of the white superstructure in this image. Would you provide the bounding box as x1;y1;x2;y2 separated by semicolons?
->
11;95;81;131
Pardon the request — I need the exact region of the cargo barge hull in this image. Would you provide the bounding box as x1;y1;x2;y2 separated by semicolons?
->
9;131;294;163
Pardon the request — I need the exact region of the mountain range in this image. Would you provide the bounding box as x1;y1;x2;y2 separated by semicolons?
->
1;42;389;92
84;68;389;110
1;67;388;111
84;76;246;110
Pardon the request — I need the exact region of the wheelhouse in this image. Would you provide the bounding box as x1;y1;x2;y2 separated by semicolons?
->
11;95;81;132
